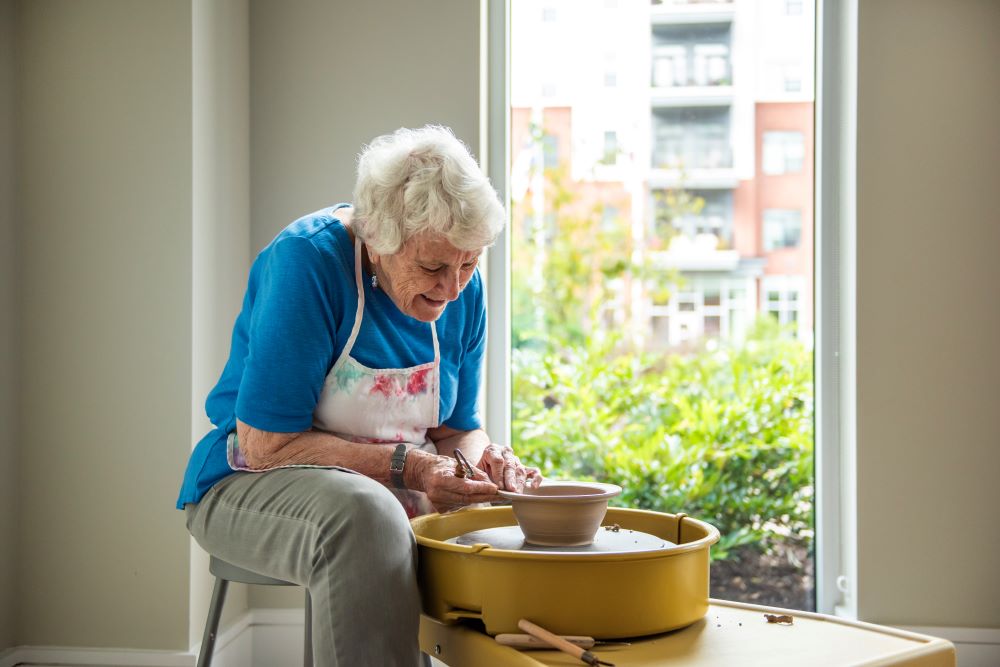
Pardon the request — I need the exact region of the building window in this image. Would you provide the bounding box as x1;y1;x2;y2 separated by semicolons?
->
653;46;686;87
604;52;618;88
786;0;804;16
763;209;802;251
601;205;620;231
601;130;619;165
783;68;803;93
762;131;805;175
654;188;734;247
652;23;732;87
762;276;804;328
653;107;732;169
543;135;559;169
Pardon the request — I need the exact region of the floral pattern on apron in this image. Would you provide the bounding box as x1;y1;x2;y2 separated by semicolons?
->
228;235;441;518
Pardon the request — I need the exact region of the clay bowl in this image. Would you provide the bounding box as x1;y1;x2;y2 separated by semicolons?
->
497;481;623;547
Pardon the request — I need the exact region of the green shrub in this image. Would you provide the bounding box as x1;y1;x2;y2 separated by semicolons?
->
511;317;814;561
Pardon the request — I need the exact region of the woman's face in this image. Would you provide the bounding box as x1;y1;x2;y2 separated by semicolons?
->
371;232;482;322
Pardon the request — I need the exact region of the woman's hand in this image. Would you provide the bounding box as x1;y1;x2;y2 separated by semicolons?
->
476;444;543;493
405;449;499;512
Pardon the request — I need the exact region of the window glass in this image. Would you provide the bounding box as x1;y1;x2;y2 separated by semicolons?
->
763;131;805;175
763;208;802;250
511;0;816;612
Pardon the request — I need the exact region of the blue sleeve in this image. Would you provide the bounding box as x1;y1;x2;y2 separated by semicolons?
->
235;236;336;432
444;272;486;431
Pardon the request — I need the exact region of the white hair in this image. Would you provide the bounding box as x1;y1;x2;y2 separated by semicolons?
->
352;125;506;255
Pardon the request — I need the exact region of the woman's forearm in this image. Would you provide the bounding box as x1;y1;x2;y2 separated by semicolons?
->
430;427;491;466
238;419;410;486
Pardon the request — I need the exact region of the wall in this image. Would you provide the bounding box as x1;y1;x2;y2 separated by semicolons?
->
2;0;483;649
856;0;1000;627
246;0;481;608
191;0;251;646
0;0;18;649
15;0;192;649
249;0;482;251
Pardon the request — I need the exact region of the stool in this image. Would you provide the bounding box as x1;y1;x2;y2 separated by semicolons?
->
198;556;312;667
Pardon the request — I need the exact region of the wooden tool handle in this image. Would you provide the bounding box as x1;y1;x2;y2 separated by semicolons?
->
496;633;596;649
518;619;587;659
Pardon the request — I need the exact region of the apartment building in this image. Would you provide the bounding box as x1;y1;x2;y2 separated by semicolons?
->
511;0;814;348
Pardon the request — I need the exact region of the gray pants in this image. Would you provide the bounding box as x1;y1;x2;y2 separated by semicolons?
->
185;468;423;666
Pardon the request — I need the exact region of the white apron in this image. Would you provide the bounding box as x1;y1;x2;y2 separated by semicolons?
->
228;235;440;517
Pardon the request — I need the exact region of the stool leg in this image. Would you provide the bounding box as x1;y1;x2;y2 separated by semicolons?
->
303;589;312;667
197;577;229;667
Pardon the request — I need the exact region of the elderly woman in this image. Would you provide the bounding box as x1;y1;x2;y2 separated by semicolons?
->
177;126;539;665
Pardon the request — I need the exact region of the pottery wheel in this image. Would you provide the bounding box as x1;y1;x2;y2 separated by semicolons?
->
445;525;676;553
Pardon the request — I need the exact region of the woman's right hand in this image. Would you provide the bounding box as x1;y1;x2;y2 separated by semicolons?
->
405;449;499;512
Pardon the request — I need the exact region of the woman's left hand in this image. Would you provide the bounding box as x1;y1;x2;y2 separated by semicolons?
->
476;444;543;492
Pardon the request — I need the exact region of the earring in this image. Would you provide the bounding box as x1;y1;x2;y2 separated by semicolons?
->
371;273;378;290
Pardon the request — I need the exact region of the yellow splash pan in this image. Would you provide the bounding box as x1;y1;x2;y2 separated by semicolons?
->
412;506;720;639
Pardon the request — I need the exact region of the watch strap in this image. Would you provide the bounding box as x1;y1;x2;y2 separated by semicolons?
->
390;443;408;489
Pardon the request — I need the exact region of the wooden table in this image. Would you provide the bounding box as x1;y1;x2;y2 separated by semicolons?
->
420;599;955;666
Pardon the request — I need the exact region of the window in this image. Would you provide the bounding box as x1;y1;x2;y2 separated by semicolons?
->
762;276;804;329
542;134;559;168
653;46;686;87
654;189;734;247
784;75;802;93
508;0;817;613
601;205;620;231
763;131;805;175
652;23;732;87
763;208;802;250
601;130;619;165
653;107;732;169
604;52;618;88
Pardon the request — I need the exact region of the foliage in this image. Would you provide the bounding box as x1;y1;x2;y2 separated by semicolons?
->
511;319;814;561
512;165;635;349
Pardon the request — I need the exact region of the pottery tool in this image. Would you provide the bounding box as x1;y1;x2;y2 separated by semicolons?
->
495;634;630;650
517;619;615;666
453;449;476;479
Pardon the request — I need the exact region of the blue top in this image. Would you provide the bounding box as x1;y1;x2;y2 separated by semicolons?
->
176;205;487;509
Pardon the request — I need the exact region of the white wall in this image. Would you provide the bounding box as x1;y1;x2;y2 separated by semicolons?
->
249;0;482;251
1;0;483;650
15;0;192;649
191;0;251;646
856;0;1000;628
0;0;19;650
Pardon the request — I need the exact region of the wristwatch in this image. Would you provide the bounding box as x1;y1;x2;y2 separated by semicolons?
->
390;443;408;489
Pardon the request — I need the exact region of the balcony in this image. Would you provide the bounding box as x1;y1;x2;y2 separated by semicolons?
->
651;237;741;272
651;85;733;108
651;25;732;104
650;0;735;26
653;141;732;171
